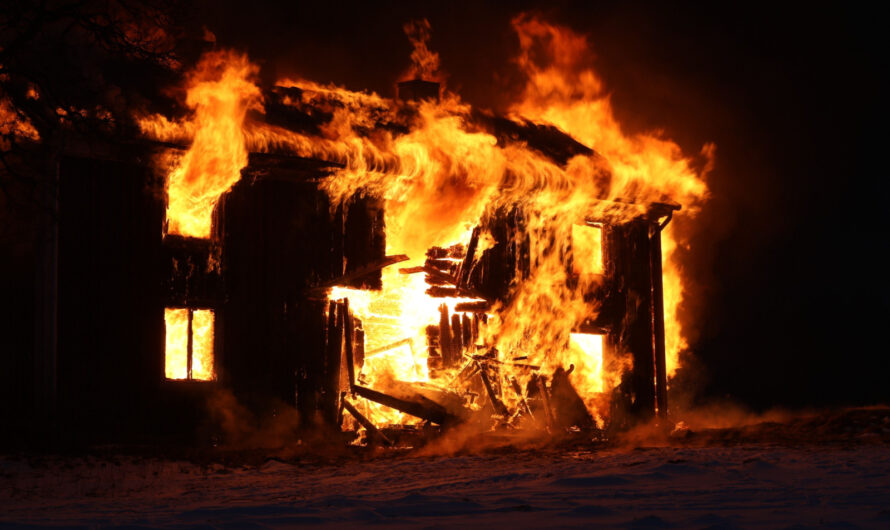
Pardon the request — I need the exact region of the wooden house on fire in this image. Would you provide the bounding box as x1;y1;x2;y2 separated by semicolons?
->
11;79;677;444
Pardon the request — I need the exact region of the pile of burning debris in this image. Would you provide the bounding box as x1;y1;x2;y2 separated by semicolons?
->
320;232;599;448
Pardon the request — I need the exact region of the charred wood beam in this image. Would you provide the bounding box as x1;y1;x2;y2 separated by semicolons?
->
535;375;555;431
454;301;491;313
337;392;347;428
342;398;392;446
425;286;486;299
343;298;356;391
649;223;669;419
478;365;509;417
308;255;409;296
612;220;657;421
323;300;343;424
354;318;365;369
454;359;481;386
352;385;460;426
457;226;480;288
471;354;541;371
439;304;454;368
510;376;534;419
366;337;414;357
451;314;464;355
576;322;611;336
399;265;459;286
461;313;472;349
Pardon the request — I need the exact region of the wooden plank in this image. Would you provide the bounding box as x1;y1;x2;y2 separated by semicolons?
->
438;304;453;367
461;313;472;350
478;366;509;417
353;318;364;369
352;385;460;426
510;376;534;419
342;398;392;445
457;226;480;287
343;298;355;391
308;255;409;296
649;223;669;419
425;286;486;299
323;300;342;424
535;375;555;431
455;301;491;313
451;314;464;356
366;337;413;357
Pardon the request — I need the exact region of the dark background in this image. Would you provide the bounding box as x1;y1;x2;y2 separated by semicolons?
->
4;1;888;413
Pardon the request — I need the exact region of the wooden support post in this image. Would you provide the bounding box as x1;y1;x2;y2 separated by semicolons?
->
186;308;193;380
649;224;669;419
354;318;365;370
342;398;391;445
478;365;509;417
617;220;657;421
438;304;453;367
536;376;555;431
323;300;343;425
451;313;464;357
461;314;472;350
457;226;480;287
343;298;355;391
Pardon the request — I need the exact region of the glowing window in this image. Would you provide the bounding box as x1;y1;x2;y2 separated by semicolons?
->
569;333;604;394
164;307;216;381
572;223;603;276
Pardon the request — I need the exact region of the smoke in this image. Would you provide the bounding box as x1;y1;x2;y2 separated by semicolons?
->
204;389;301;452
402;19;442;82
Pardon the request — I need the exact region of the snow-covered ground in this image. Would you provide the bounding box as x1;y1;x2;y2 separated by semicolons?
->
3;442;890;528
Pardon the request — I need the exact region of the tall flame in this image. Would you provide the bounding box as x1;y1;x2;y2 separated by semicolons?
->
140;50;261;239
507;15;711;377
402;19;441;81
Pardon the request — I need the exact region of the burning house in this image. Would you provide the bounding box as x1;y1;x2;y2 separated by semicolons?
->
10;17;710;447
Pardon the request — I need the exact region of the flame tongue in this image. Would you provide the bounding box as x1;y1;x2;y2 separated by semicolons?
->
145;50;261;239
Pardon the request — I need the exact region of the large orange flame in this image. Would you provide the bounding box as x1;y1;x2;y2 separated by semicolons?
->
507;15;711;378
140;50;261;239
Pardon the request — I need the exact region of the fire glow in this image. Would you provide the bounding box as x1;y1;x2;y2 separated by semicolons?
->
164;307;216;381
141;15;710;435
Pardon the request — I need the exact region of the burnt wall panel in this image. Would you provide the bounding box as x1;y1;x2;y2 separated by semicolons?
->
608;220;657;421
343;195;385;289
220;178;339;407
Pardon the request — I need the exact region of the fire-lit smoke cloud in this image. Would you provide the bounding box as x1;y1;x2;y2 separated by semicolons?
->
402;19;441;81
